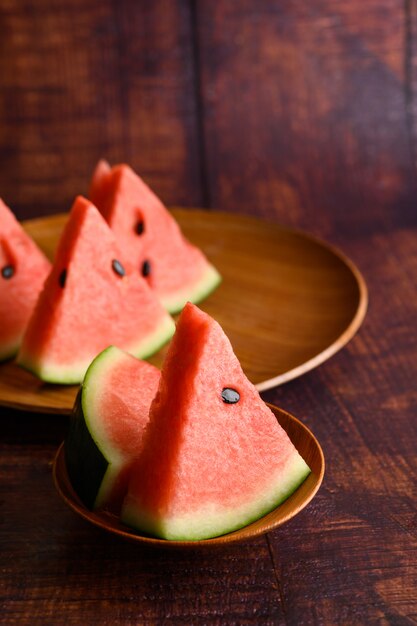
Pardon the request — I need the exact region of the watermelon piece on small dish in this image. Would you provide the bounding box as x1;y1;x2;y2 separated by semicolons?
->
65;345;160;513
17;196;175;384
89;160;221;313
121;302;311;541
0;199;51;361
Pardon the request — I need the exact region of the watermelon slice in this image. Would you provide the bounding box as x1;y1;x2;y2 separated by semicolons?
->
65;345;160;512
0;199;51;361
17;196;175;384
89;161;221;313
121;303;311;541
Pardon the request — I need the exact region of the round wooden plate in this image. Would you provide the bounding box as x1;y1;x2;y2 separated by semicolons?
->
53;403;325;547
0;209;367;414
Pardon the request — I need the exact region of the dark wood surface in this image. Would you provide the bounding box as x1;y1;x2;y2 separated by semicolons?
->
0;1;416;624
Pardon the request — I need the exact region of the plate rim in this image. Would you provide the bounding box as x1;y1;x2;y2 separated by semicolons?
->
52;402;325;548
0;210;367;413
252;227;368;390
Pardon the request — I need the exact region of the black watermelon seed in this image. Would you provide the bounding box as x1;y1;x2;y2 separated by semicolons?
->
141;259;151;277
112;259;126;277
59;269;67;287
1;265;14;279
221;388;240;404
135;220;145;235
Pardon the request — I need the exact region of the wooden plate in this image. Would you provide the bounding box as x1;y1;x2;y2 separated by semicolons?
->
53;403;325;547
0;210;367;414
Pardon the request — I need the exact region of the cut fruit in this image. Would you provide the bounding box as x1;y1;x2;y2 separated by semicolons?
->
65;346;160;512
89;161;221;313
121;303;311;541
0;199;51;361
17;196;175;384
88;158;112;209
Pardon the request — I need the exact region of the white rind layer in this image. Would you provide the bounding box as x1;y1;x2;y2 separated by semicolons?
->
81;346;131;508
17;315;174;384
160;264;222;314
94;462;124;509
81;346;127;463
122;451;311;541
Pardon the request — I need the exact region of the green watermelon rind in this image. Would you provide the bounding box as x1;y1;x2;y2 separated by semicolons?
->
121;452;311;541
160;264;222;314
81;346;128;466
65;346;127;510
17;314;174;385
65;388;109;510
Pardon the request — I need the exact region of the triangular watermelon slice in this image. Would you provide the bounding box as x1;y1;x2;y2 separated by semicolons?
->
65;346;160;512
89;161;221;313
0;199;51;361
17;196;175;384
121;303;311;541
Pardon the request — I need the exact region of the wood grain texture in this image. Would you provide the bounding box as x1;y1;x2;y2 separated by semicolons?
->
0;439;286;625
0;0;416;624
261;227;417;625
196;1;417;236
0;211;366;413
408;0;417;171
0;0;202;219
1;220;416;624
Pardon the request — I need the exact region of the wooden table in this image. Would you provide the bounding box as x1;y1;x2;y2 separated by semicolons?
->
1;2;416;624
1;216;415;624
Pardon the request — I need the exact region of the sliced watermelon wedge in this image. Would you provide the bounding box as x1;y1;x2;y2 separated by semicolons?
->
0;199;51;361
121;303;311;541
89;161;221;313
88;158;112;208
17;196;175;384
65;345;160;512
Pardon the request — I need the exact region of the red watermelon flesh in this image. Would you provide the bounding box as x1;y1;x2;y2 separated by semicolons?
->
88;158;112;209
121;303;311;541
0;199;51;360
65;345;160;512
17;196;175;384
89;161;221;313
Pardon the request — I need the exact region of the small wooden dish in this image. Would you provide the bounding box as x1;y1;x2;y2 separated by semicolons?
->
52;403;324;548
